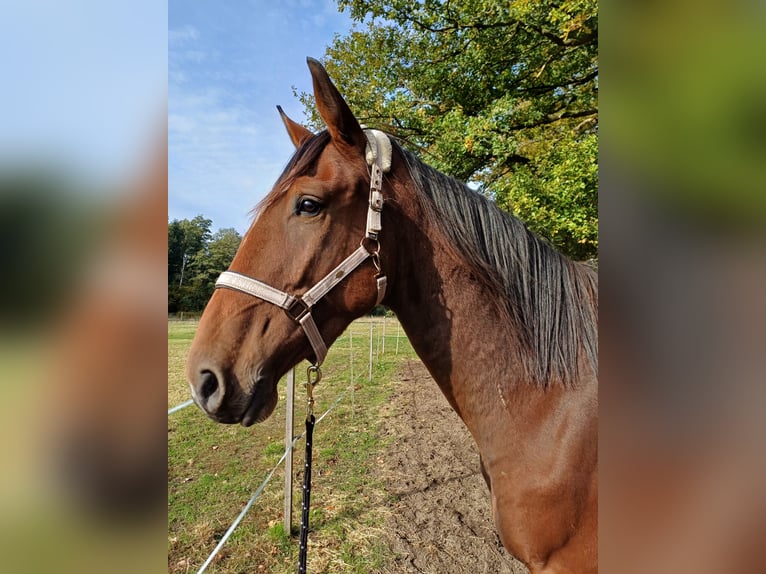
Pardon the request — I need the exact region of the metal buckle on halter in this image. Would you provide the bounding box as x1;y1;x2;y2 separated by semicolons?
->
285;297;311;322
370;190;383;211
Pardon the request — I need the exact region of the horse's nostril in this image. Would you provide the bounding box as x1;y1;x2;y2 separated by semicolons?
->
199;370;219;400
193;367;226;416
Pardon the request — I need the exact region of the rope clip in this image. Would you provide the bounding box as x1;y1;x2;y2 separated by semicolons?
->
305;364;322;419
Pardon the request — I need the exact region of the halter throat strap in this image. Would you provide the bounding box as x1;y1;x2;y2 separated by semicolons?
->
215;129;391;367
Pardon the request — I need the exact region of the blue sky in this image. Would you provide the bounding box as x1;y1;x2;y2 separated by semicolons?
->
169;0;355;233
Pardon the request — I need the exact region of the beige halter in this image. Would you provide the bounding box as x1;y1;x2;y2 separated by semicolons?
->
214;129;391;367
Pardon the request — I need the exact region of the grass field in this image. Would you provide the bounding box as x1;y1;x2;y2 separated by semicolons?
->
168;317;418;573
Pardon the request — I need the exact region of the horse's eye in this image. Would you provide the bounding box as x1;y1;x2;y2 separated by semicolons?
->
297;197;322;217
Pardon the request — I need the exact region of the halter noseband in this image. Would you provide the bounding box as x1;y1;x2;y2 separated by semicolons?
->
214;129;392;367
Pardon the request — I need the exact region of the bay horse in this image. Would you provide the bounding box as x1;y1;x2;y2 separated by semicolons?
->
187;58;598;573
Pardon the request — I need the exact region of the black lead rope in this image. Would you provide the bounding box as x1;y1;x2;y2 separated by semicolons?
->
298;365;320;574
297;414;315;574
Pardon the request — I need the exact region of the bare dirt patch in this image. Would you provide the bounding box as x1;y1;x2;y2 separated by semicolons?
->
376;359;528;574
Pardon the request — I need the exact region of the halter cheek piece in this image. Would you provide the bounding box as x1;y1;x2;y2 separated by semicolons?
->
214;129;392;367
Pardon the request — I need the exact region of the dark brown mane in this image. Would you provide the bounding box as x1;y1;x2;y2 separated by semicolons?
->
398;143;598;387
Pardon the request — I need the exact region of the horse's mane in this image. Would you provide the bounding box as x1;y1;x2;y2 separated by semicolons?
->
398;144;598;388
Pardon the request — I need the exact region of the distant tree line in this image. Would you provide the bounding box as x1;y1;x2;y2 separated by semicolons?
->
168;215;241;313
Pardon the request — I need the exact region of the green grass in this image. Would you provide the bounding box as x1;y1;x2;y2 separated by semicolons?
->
168;319;199;407
168;316;417;573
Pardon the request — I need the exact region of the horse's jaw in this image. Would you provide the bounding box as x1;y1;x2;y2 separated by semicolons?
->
240;375;279;427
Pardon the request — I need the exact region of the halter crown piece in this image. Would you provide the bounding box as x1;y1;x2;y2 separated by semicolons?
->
214;129;392;367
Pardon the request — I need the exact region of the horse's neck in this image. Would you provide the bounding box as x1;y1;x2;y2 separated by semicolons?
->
384;206;525;432
382;171;598;568
383;185;596;451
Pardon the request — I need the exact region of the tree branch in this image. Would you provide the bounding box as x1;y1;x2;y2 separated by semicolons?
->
490;108;598;136
392;10;596;50
516;69;598;95
545;108;598;123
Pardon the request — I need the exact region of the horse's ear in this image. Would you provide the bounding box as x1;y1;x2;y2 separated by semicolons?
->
306;57;366;152
277;105;313;149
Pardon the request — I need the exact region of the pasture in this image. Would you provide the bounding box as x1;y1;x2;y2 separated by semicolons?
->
168;317;419;573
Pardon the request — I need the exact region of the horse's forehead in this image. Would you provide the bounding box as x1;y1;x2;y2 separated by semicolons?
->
257;142;365;218
297;145;365;188
314;143;362;178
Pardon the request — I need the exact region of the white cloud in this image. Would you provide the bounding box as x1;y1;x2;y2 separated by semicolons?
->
169;25;198;45
168;81;293;232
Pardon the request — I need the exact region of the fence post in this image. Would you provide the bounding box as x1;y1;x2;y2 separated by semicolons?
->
381;315;387;356
369;321;374;382
284;368;295;535
349;329;355;419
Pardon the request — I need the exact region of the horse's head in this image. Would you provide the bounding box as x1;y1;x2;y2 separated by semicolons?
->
187;58;393;425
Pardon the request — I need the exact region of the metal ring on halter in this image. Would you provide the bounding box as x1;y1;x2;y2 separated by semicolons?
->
361;236;380;256
359;237;382;273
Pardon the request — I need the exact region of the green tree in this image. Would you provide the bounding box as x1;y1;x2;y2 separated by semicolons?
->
188;227;242;306
168;215;213;312
168;215;212;287
301;0;597;259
